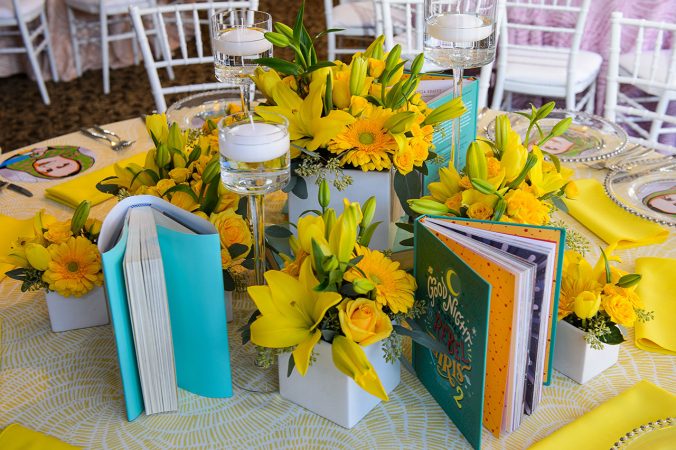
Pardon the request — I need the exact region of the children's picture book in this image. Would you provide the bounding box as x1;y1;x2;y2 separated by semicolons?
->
413;216;565;449
98;196;233;421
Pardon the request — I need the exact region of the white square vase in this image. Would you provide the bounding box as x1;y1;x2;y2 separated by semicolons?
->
287;170;403;251
45;286;110;332
553;319;620;384
278;340;401;429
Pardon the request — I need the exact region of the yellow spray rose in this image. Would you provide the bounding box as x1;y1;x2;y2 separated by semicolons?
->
573;290;601;319
210;209;252;265
169;167;190;183
338;298;392;346
44;221;73;245
602;293;637;327
467;202;494;220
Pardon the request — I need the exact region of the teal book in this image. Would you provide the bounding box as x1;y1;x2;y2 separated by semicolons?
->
413;219;491;450
99;196;233;421
418;74;479;189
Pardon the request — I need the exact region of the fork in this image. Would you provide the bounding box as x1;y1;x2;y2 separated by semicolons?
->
80;127;134;151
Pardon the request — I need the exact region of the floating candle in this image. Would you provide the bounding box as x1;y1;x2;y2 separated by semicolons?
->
213;28;273;57
220;122;289;163
428;13;493;43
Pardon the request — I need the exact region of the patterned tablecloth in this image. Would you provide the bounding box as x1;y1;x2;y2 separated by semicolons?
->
0;115;674;449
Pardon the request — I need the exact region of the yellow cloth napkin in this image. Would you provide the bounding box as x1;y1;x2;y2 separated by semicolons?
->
0;424;79;449
562;179;669;249
0;214;34;282
635;257;676;355
530;380;676;450
44;152;147;208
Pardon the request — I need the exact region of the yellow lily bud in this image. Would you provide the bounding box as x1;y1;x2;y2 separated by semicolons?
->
332;69;352;109
466;142;488;181
573;291;601;319
360;196;376;229
172;152;187;169
352;278;376;294
329;208;358;264
144;149;160;174
349;57;368;96
367;58;386;78
145;113;168;143
70;200;91;235
25;243;50;271
363;35;385;59
318;179;330;208
323;208;336;238
331;335;389;401
84;218;102;237
384;111;416;134
155;143;171;168
407;198;451;216
564;181;579;199
297;215;327;254
252;66;282;103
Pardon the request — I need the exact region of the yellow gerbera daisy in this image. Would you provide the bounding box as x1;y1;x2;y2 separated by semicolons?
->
42;236;103;297
344;246;416;314
328;105;397;171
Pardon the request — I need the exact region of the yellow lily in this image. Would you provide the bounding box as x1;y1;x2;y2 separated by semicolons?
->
248;259;342;375
257;82;355;152
251;67;282;103
461;188;498;209
427;164;463;203
528;146;568;197
296;214;328;254
499;127;528;183
329;201;361;264
331;335;389;401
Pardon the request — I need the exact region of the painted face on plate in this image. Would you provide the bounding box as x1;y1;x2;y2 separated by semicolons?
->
539;136;574;155
32;155;82;178
647;193;676;216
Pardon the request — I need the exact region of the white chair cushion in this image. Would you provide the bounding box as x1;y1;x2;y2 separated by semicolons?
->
0;0;44;21
331;1;406;31
619;49;674;86
66;0;153;15
503;46;602;95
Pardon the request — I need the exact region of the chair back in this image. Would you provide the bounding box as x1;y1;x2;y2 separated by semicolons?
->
498;0;592;105
605;11;676;152
378;0;424;55
130;1;257;113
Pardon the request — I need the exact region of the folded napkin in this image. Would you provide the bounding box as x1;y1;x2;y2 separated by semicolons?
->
44;152;147;208
0;424;79;449
635;257;676;355
0;214;35;282
562;179;669;249
530;380;676;450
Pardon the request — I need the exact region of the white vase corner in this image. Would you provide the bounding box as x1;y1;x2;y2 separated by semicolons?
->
45;286;109;333
278;340;400;429
553;319;620;384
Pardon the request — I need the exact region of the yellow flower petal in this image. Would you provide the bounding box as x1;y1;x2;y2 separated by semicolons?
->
292;329;322;376
250;315;313;348
331;335;388;401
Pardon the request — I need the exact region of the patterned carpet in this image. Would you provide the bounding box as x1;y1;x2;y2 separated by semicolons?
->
0;0;336;152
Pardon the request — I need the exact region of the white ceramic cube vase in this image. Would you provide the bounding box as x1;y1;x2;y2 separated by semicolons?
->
553;319;620;384
287;170;403;251
278;340;400;429
45;286;109;332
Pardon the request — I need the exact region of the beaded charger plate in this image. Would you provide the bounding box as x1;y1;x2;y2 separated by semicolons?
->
166;89;261;130
485;110;628;162
610;417;675;449
604;158;676;227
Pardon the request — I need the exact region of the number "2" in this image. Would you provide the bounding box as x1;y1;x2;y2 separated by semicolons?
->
453;386;464;408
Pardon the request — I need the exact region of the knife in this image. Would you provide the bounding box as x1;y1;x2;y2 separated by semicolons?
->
0;180;33;197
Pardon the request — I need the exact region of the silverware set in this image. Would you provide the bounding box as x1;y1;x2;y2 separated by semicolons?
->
80;125;134;151
0;180;33;197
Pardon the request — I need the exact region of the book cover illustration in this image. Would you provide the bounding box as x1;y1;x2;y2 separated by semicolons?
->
413;221;491;450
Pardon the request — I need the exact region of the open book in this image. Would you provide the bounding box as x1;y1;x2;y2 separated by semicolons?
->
99;196;233;421
413;216;564;450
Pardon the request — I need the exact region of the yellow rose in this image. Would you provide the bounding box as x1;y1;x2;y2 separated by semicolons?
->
170;191;199;212
602;293;636;327
467;202;493;220
210;209;252;261
603;284;643;309
220;248;233;270
444;193;462;213
504;188;551;225
393;147;414;175
573;290;601;319
338;298;392;346
213;186;240;213
169;168;190;183
44;221;73;245
367;58;386;78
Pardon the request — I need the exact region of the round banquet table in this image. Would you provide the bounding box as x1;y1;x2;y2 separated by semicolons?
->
0;114;674;449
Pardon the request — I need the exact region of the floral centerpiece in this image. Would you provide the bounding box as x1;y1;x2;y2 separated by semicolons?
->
96;114;252;290
250;2;466;199
245;180;443;404
557;247;653;349
4;201;103;297
408;103;577;225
